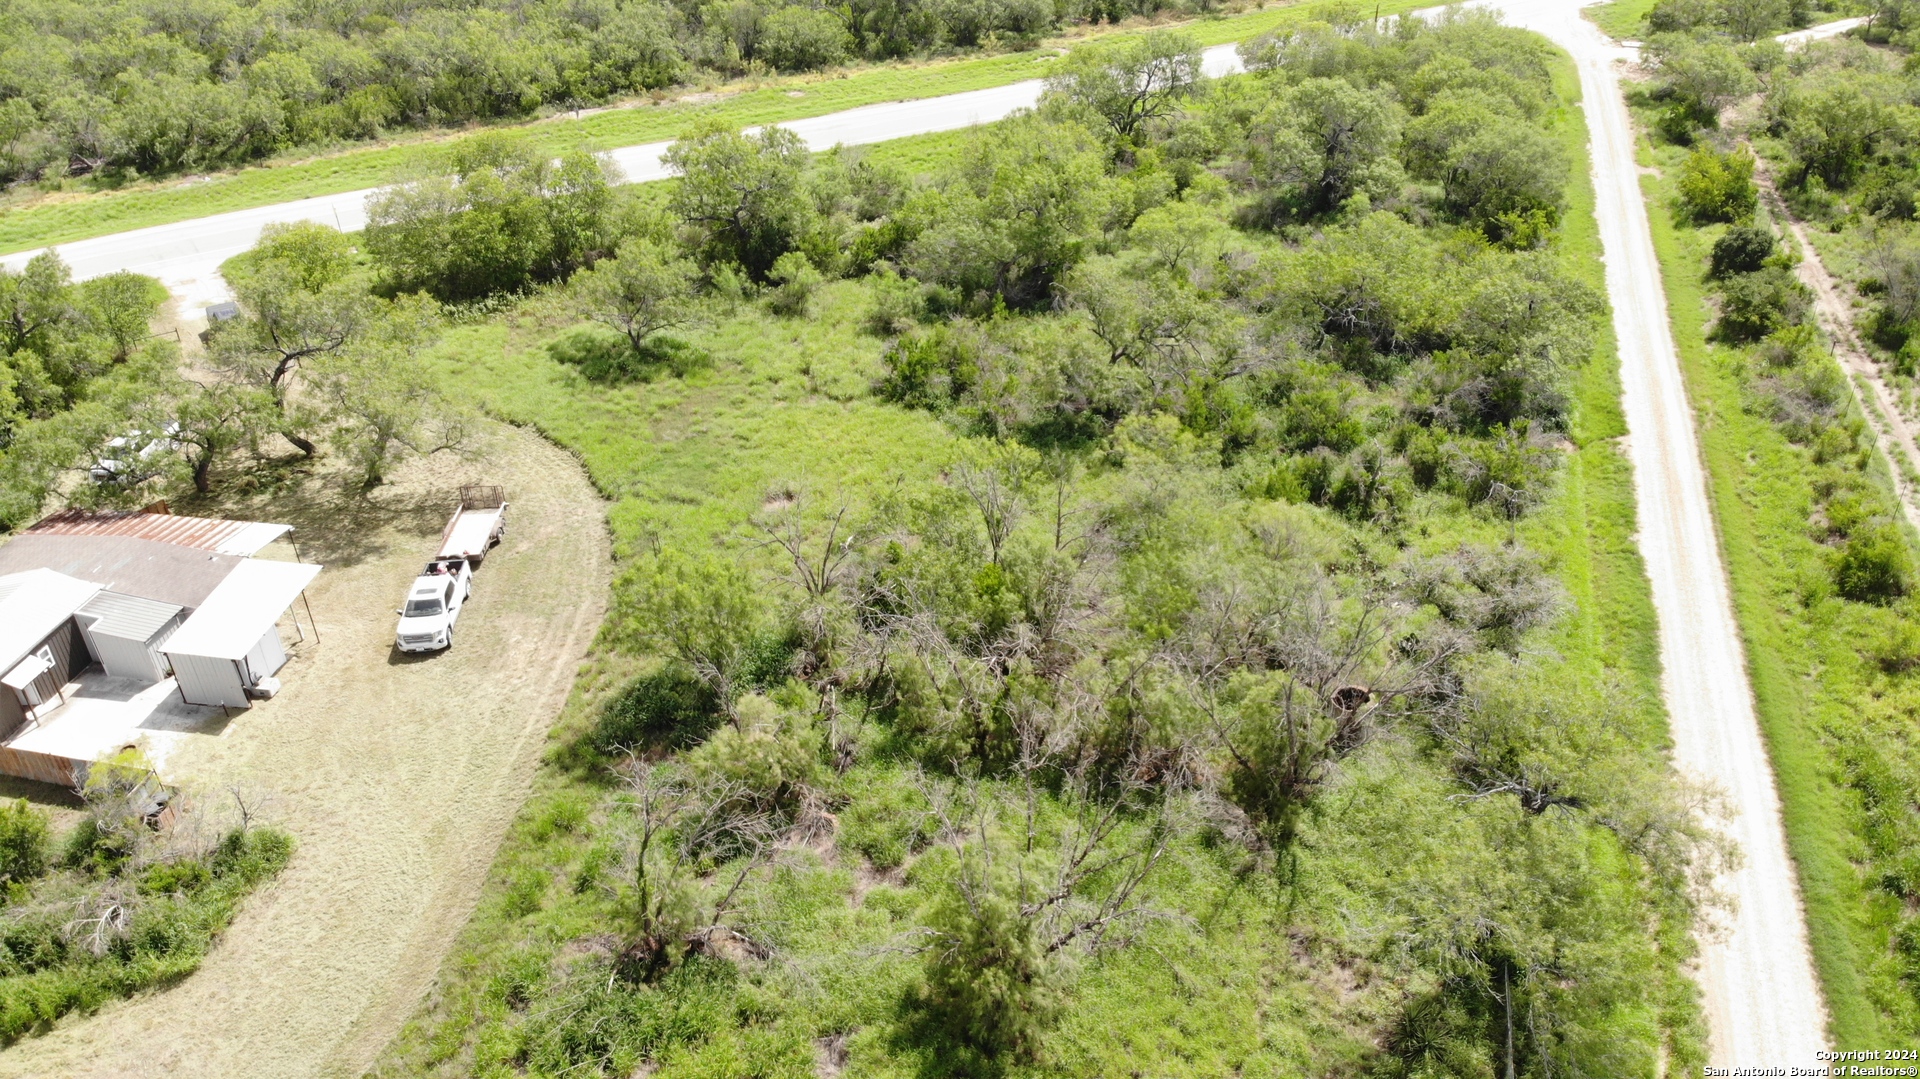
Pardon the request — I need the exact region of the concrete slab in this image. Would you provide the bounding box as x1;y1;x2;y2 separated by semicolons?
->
6;670;230;779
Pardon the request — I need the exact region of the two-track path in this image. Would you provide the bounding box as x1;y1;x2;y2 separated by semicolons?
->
0;3;1838;1071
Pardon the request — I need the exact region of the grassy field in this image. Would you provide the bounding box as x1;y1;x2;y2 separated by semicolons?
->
367;51;1707;1076
0;0;1444;257
1585;0;1660;41
1635;139;1911;1043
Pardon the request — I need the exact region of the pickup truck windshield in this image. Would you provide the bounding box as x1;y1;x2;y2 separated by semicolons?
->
405;599;444;617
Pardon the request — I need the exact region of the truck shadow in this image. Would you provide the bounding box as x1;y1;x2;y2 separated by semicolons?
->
386;647;447;666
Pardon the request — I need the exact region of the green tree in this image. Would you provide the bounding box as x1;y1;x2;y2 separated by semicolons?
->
164;379;277;494
1437;125;1566;241
309;293;462;487
212;245;374;455
904;117;1110;308
1782;85;1892;190
1246;77;1402;219
75;272;166;364
1044;31;1205;147
571;238;703;357
1645;34;1758;121
665;125;815;279
366;134;617;299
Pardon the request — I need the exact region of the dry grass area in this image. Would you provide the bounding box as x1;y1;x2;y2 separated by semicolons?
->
0;421;610;1079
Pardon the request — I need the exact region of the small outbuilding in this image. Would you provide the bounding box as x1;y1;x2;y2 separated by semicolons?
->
161;559;321;709
74;591;184;683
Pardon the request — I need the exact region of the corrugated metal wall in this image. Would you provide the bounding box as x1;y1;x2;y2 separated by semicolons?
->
0;621;90;742
0;746;78;788
80;614;182;682
242;627;286;684
169;651;249;709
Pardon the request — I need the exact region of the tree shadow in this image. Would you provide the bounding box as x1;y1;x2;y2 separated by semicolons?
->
884;997;1008;1079
173;457;455;570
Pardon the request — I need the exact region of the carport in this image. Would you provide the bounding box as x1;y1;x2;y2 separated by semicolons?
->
162;559;322;709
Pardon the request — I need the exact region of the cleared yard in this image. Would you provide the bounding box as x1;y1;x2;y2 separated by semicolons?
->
0;421;610;1079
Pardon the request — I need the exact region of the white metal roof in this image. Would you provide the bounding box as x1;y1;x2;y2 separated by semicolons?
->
160;559;321;661
0;569;103;670
78;590;183;642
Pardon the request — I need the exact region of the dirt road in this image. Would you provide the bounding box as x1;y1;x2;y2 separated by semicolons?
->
1482;0;1831;1066
1758;167;1920;536
0;423;610;1079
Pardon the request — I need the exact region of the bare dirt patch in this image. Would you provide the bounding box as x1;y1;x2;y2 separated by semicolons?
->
0;421;611;1079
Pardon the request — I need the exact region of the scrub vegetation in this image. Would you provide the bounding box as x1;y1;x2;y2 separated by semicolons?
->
0;752;291;1042
305;16;1715;1079
0;0;1441;256
1632;18;1920;1043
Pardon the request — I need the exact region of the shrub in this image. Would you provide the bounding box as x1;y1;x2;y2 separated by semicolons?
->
1715;267;1810;342
917;870;1061;1060
767;252;823;317
866;267;924;336
0;801;50;893
758;8;851;72
1835;523;1911;603
591;667;724;756
684;695;820;815
837;773;933;869
1676;147;1757;223
1710;224;1778;278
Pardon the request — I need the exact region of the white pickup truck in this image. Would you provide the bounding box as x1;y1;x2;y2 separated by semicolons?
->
394;486;508;653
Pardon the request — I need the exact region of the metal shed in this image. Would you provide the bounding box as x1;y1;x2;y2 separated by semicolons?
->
162;560;321;709
74;591;183;682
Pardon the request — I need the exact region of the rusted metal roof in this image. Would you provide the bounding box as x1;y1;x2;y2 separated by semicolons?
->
27;509;290;556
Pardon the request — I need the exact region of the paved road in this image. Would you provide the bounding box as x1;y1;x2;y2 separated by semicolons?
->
0;47;1250;318
1482;0;1830;1067
0;3;1846;1067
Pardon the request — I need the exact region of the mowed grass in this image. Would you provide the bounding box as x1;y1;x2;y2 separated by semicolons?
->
373;52;1706;1076
1637;140;1904;1044
0;0;1447;257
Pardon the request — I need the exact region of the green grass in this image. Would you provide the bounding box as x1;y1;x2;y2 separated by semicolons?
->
0;0;1446;257
0;827;293;1043
1585;0;1659;41
368;50;1707;1076
1636;138;1906;1045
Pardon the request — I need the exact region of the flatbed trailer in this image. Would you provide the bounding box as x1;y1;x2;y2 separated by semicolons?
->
437;485;508;564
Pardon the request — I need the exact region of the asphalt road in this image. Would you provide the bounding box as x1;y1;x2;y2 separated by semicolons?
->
0;4;1846;1067
0;46;1250;318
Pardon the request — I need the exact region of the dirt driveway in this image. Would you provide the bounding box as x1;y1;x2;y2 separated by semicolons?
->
0;422;610;1079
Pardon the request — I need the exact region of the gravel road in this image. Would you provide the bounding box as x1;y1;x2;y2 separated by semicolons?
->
1483;0;1831;1066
